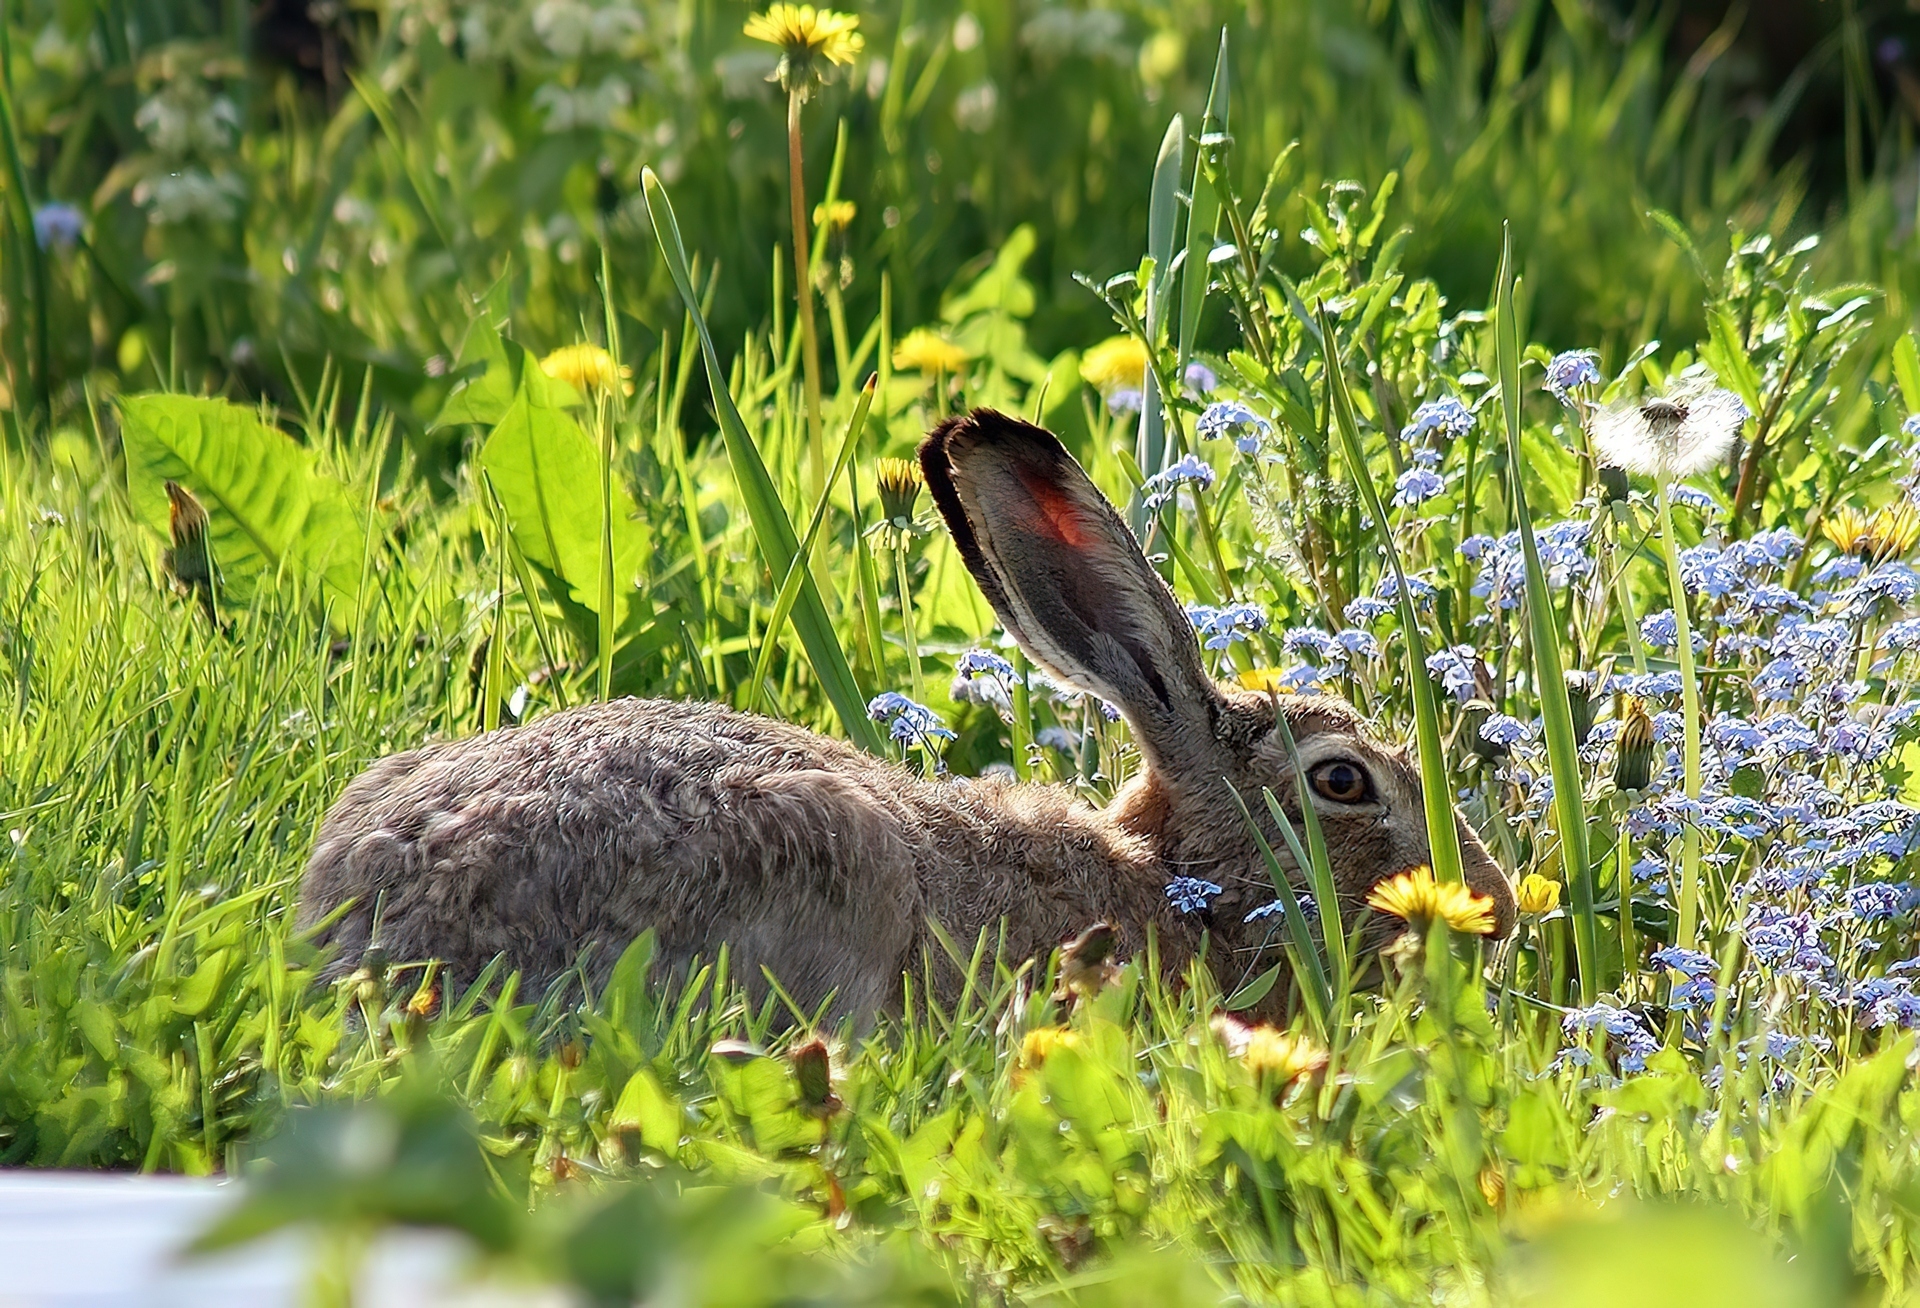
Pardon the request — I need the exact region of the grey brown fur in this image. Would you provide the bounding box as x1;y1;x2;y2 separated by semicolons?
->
298;410;1514;1015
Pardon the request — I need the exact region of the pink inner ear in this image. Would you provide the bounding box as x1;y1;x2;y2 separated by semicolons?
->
1015;468;1096;549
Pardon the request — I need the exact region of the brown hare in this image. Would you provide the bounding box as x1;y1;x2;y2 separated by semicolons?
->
297;409;1514;1014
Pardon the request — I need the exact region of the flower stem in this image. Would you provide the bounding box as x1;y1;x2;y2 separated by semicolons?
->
894;541;924;703
1656;482;1704;951
786;88;827;511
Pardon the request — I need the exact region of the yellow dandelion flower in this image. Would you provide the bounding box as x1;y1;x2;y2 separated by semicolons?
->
1822;505;1873;558
1870;502;1920;563
1079;334;1149;397
1212;1014;1327;1085
892;328;969;376
1366;864;1498;936
540;344;632;396
1013;1025;1078;1086
1237;667;1298;695
1240;1026;1329;1083
744;5;863;94
1515;873;1561;916
813;198;856;231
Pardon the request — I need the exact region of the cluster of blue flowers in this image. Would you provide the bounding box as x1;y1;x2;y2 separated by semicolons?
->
1187;602;1267;650
949;648;1016;715
867;692;956;747
1197;400;1271;454
1165;876;1223;914
1459;519;1594;612
1141;454;1216;511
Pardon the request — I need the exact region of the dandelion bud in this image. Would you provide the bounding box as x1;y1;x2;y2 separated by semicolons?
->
1054;920;1122;1002
874;457;924;530
163;480;219;624
1598;464;1631;505
1565;670;1600;747
1516;873;1561;916
405;980;440;1020
1614;698;1655;793
789;1036;842;1118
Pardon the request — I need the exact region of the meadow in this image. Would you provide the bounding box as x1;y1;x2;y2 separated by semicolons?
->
7;0;1920;1302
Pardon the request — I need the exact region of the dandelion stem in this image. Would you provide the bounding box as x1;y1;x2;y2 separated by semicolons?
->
894;541;924;703
1655;481;1704;951
786;87;828;513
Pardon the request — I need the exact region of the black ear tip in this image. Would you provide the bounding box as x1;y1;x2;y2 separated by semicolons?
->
919;408;1066;470
916;412;977;481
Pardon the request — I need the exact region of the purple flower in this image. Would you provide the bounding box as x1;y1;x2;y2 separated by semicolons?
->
1562;1002;1660;1074
1668;485;1717;514
1108;388;1144;416
1195;400;1270;453
950;649;1016;712
1343;597;1394;625
1141;454;1215;511
1426;645;1480;702
1188;601;1266;650
868;692;956;745
1392;466;1445;507
1847;881;1910;923
1183;361;1218;394
1166;876;1223;914
1479;714;1528;747
1405;395;1473;440
1545;349;1601;404
1652;946;1716;979
32;202;84;251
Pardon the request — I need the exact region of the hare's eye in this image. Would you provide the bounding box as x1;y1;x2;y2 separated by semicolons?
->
1309;760;1371;804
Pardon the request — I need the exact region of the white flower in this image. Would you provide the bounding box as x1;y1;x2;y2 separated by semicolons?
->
1590;377;1748;482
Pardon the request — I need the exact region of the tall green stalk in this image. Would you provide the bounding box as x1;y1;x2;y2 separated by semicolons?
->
785;88;827;509
1316;303;1464;888
1494;229;1599;1003
1656;481;1705;951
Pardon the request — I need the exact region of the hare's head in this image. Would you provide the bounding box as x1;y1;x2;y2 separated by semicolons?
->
920;410;1514;975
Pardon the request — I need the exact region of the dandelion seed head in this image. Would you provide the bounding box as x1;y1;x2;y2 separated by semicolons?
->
1591;379;1747;482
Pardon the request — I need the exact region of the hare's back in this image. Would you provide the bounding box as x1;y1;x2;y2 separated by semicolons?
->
298;698;925;1005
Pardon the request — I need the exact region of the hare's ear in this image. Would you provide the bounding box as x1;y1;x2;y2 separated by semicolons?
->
920;409;1224;769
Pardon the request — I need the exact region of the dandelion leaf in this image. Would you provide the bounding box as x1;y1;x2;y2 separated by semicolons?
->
119;393;369;621
477;372;650;634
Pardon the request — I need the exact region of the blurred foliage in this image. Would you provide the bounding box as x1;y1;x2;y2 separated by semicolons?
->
8;0;1920;441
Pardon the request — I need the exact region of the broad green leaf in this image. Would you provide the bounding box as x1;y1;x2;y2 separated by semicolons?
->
120;394;369;618
1894;333;1920;414
478;374;649;630
1702;306;1761;416
1179;31;1229;368
171;948;231;1017
434;314;519;429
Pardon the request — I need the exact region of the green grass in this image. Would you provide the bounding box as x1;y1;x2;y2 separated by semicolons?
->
9;1;1920;1303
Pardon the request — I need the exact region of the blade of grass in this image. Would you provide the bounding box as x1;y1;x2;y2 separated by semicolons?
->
1177;31;1229;371
1316;300;1464;887
643;168;883;753
748;376;875;715
1224;781;1330;1035
1269;713;1349;992
1494;225;1598;1002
